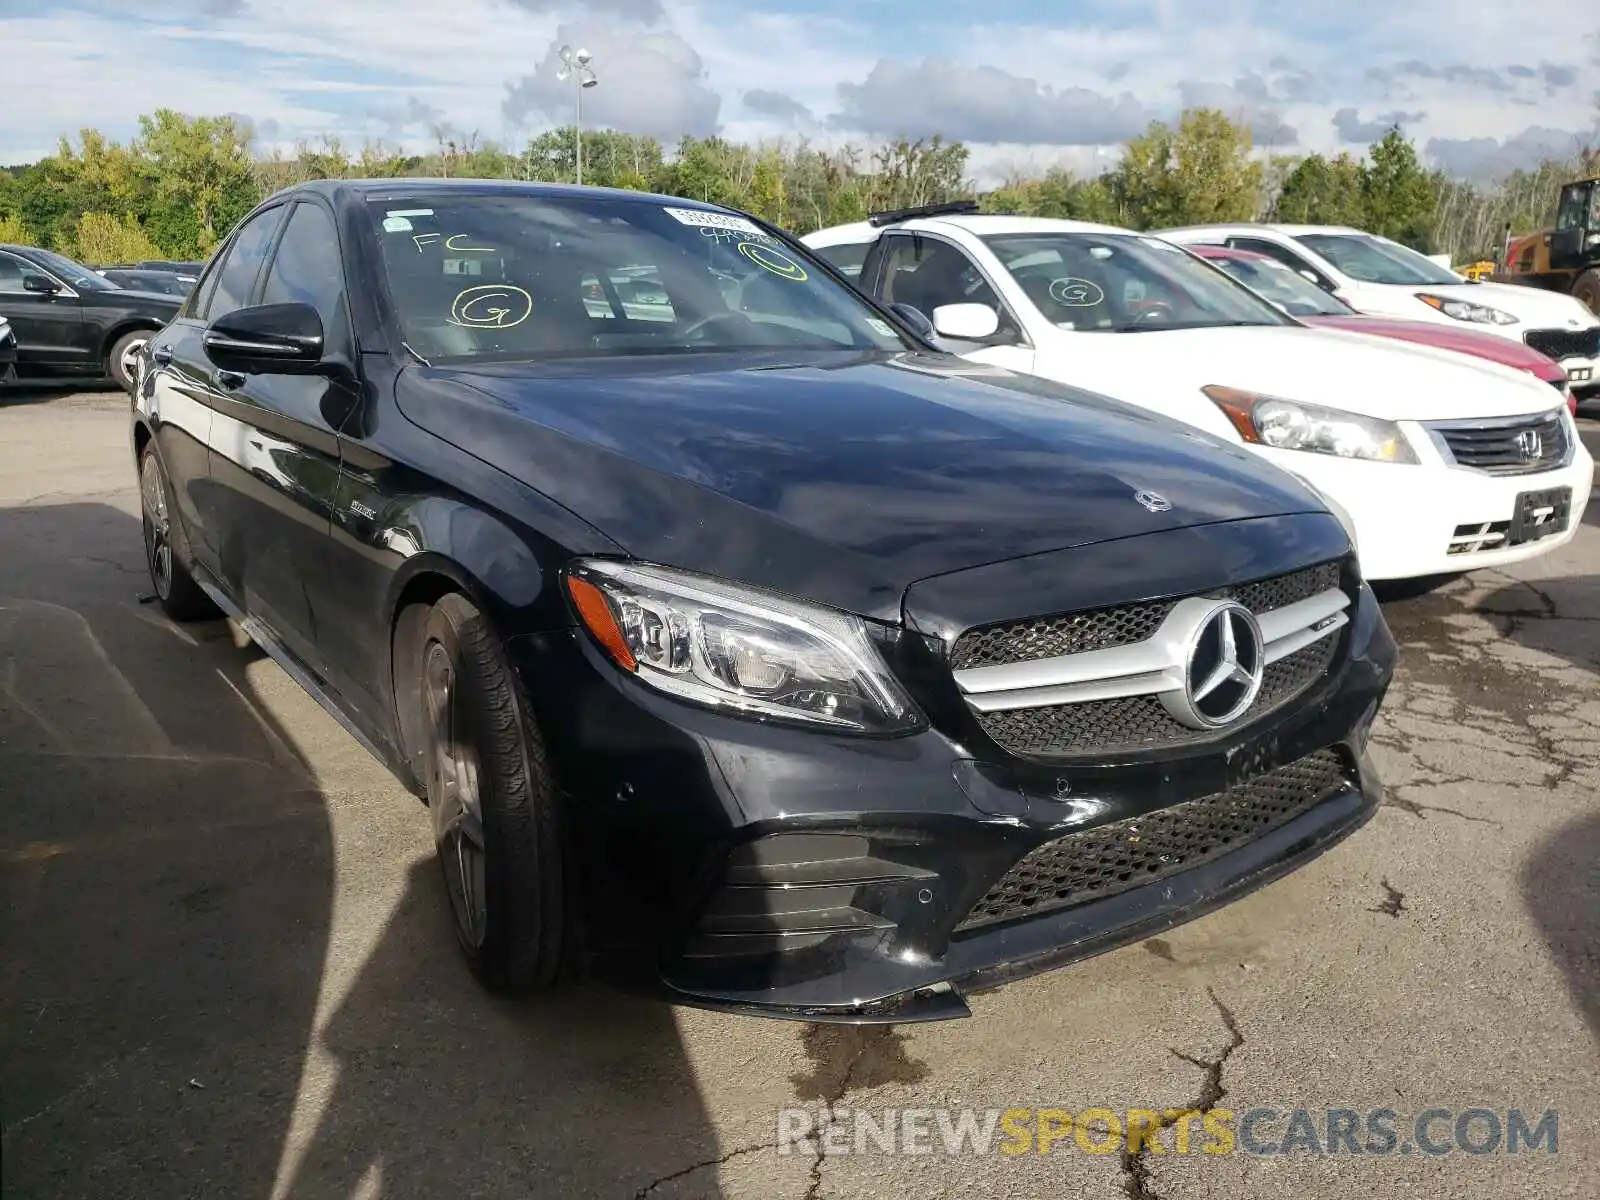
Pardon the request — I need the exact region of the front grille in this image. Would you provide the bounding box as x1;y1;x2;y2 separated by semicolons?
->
959;561;1344;759
1524;327;1600;361
1433;412;1568;475
951;562;1340;671
956;749;1352;932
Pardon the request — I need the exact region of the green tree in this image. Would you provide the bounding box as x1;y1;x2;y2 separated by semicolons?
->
747;152;785;225
1359;128;1438;248
68;211;164;263
1110;109;1261;228
1273;152;1366;226
0;211;33;244
134;110;259;254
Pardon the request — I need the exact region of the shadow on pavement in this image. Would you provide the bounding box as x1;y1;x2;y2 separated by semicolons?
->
1;502;719;1198
1522;810;1600;1044
0;381;118;408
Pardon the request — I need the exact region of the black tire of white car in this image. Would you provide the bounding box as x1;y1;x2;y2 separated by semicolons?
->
138;443;220;622
420;592;569;992
108;329;151;393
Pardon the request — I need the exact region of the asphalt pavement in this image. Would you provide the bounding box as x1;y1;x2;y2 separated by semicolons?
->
3;389;1597;1199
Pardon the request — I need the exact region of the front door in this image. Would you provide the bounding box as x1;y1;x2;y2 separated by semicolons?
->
0;251;85;367
205;200;353;673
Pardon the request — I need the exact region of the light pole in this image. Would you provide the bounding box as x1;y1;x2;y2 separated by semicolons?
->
557;45;598;185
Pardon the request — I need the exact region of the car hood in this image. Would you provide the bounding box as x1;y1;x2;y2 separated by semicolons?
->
1037;323;1566;425
395;351;1327;621
1345;278;1600;327
81;288;182;312
1301;314;1567;380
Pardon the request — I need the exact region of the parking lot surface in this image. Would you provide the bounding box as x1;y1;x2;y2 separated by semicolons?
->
3;388;1598;1199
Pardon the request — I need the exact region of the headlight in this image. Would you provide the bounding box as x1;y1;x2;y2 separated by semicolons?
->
1203;386;1419;464
1415;293;1518;326
564;560;923;733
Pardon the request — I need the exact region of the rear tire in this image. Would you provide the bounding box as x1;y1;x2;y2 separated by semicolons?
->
1573;270;1600;318
139;444;220;622
419;592;569;991
108;329;152;393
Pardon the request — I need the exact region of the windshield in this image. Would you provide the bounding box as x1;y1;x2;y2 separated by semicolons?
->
1293;233;1461;286
29;248;115;291
981;232;1292;332
367;194;910;362
1204;254;1352;316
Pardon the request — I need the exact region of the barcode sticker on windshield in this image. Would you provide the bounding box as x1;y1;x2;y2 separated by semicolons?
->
663;207;765;236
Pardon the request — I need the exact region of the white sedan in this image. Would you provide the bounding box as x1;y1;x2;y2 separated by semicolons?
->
803;212;1594;583
1156;223;1600;396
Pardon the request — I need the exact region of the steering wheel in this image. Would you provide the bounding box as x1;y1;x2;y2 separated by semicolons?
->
680;310;759;342
1129;301;1176;325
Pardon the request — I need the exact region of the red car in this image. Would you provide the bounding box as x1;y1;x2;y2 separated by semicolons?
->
1190;245;1576;415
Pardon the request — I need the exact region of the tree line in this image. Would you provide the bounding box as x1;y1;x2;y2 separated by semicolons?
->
1;107;1595;267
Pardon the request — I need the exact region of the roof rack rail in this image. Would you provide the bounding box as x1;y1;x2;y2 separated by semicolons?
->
866;199;981;227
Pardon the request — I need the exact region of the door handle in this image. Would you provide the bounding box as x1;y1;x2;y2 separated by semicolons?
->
151;344;174;367
213;369;246;391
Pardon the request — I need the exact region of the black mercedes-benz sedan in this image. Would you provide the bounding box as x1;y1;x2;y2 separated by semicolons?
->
131;179;1394;1021
1;243;182;391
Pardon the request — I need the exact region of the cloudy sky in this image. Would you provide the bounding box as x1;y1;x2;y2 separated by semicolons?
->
1;0;1596;182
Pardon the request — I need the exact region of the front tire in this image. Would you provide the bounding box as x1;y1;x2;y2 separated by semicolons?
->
139;444;219;622
108;329;152;393
419;593;569;991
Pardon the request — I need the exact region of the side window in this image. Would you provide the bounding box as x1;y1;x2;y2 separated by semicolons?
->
1555;187;1586;232
1229;237;1330;288
878;235;1021;343
0;251;55;293
204;206;286;319
813;241;872;279
185;252;227;319
260;202;350;353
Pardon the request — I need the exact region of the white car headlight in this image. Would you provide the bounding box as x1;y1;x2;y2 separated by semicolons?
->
1202;386;1419;464
565;560;923;733
1415;293;1519;326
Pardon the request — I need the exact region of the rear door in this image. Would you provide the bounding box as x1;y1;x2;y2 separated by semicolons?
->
206;198;355;673
0;250;85;367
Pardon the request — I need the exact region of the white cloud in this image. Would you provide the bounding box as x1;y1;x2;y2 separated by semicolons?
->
0;0;1593;180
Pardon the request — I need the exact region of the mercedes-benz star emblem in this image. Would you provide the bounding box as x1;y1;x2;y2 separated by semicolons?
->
1161;600;1265;730
1516;429;1543;462
1133;490;1172;513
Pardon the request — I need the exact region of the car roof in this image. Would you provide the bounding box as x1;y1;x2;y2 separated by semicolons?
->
271;177;729;214
1188;244;1276;260
1159;223;1367;238
808;213;1140;244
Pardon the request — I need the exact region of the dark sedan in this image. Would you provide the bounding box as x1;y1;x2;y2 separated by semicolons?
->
100;267;197;297
132;179;1395;1021
1;243;182;390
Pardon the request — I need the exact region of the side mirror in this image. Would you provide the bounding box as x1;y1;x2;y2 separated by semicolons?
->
888;302;935;340
203;302;328;376
22;275;60;295
932;302;1001;341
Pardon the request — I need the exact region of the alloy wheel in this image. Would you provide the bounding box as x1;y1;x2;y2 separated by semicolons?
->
119;336;149;387
425;640;489;949
139;452;173;599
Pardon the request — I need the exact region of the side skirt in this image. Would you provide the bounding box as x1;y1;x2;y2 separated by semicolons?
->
193;570;423;796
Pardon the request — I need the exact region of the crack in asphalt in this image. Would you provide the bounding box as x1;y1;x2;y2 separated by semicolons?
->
1368;877;1408;919
632;1140;781;1199
1118;987;1244;1200
631;1025;910;1199
801;1030;880;1200
1382;786;1501;826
